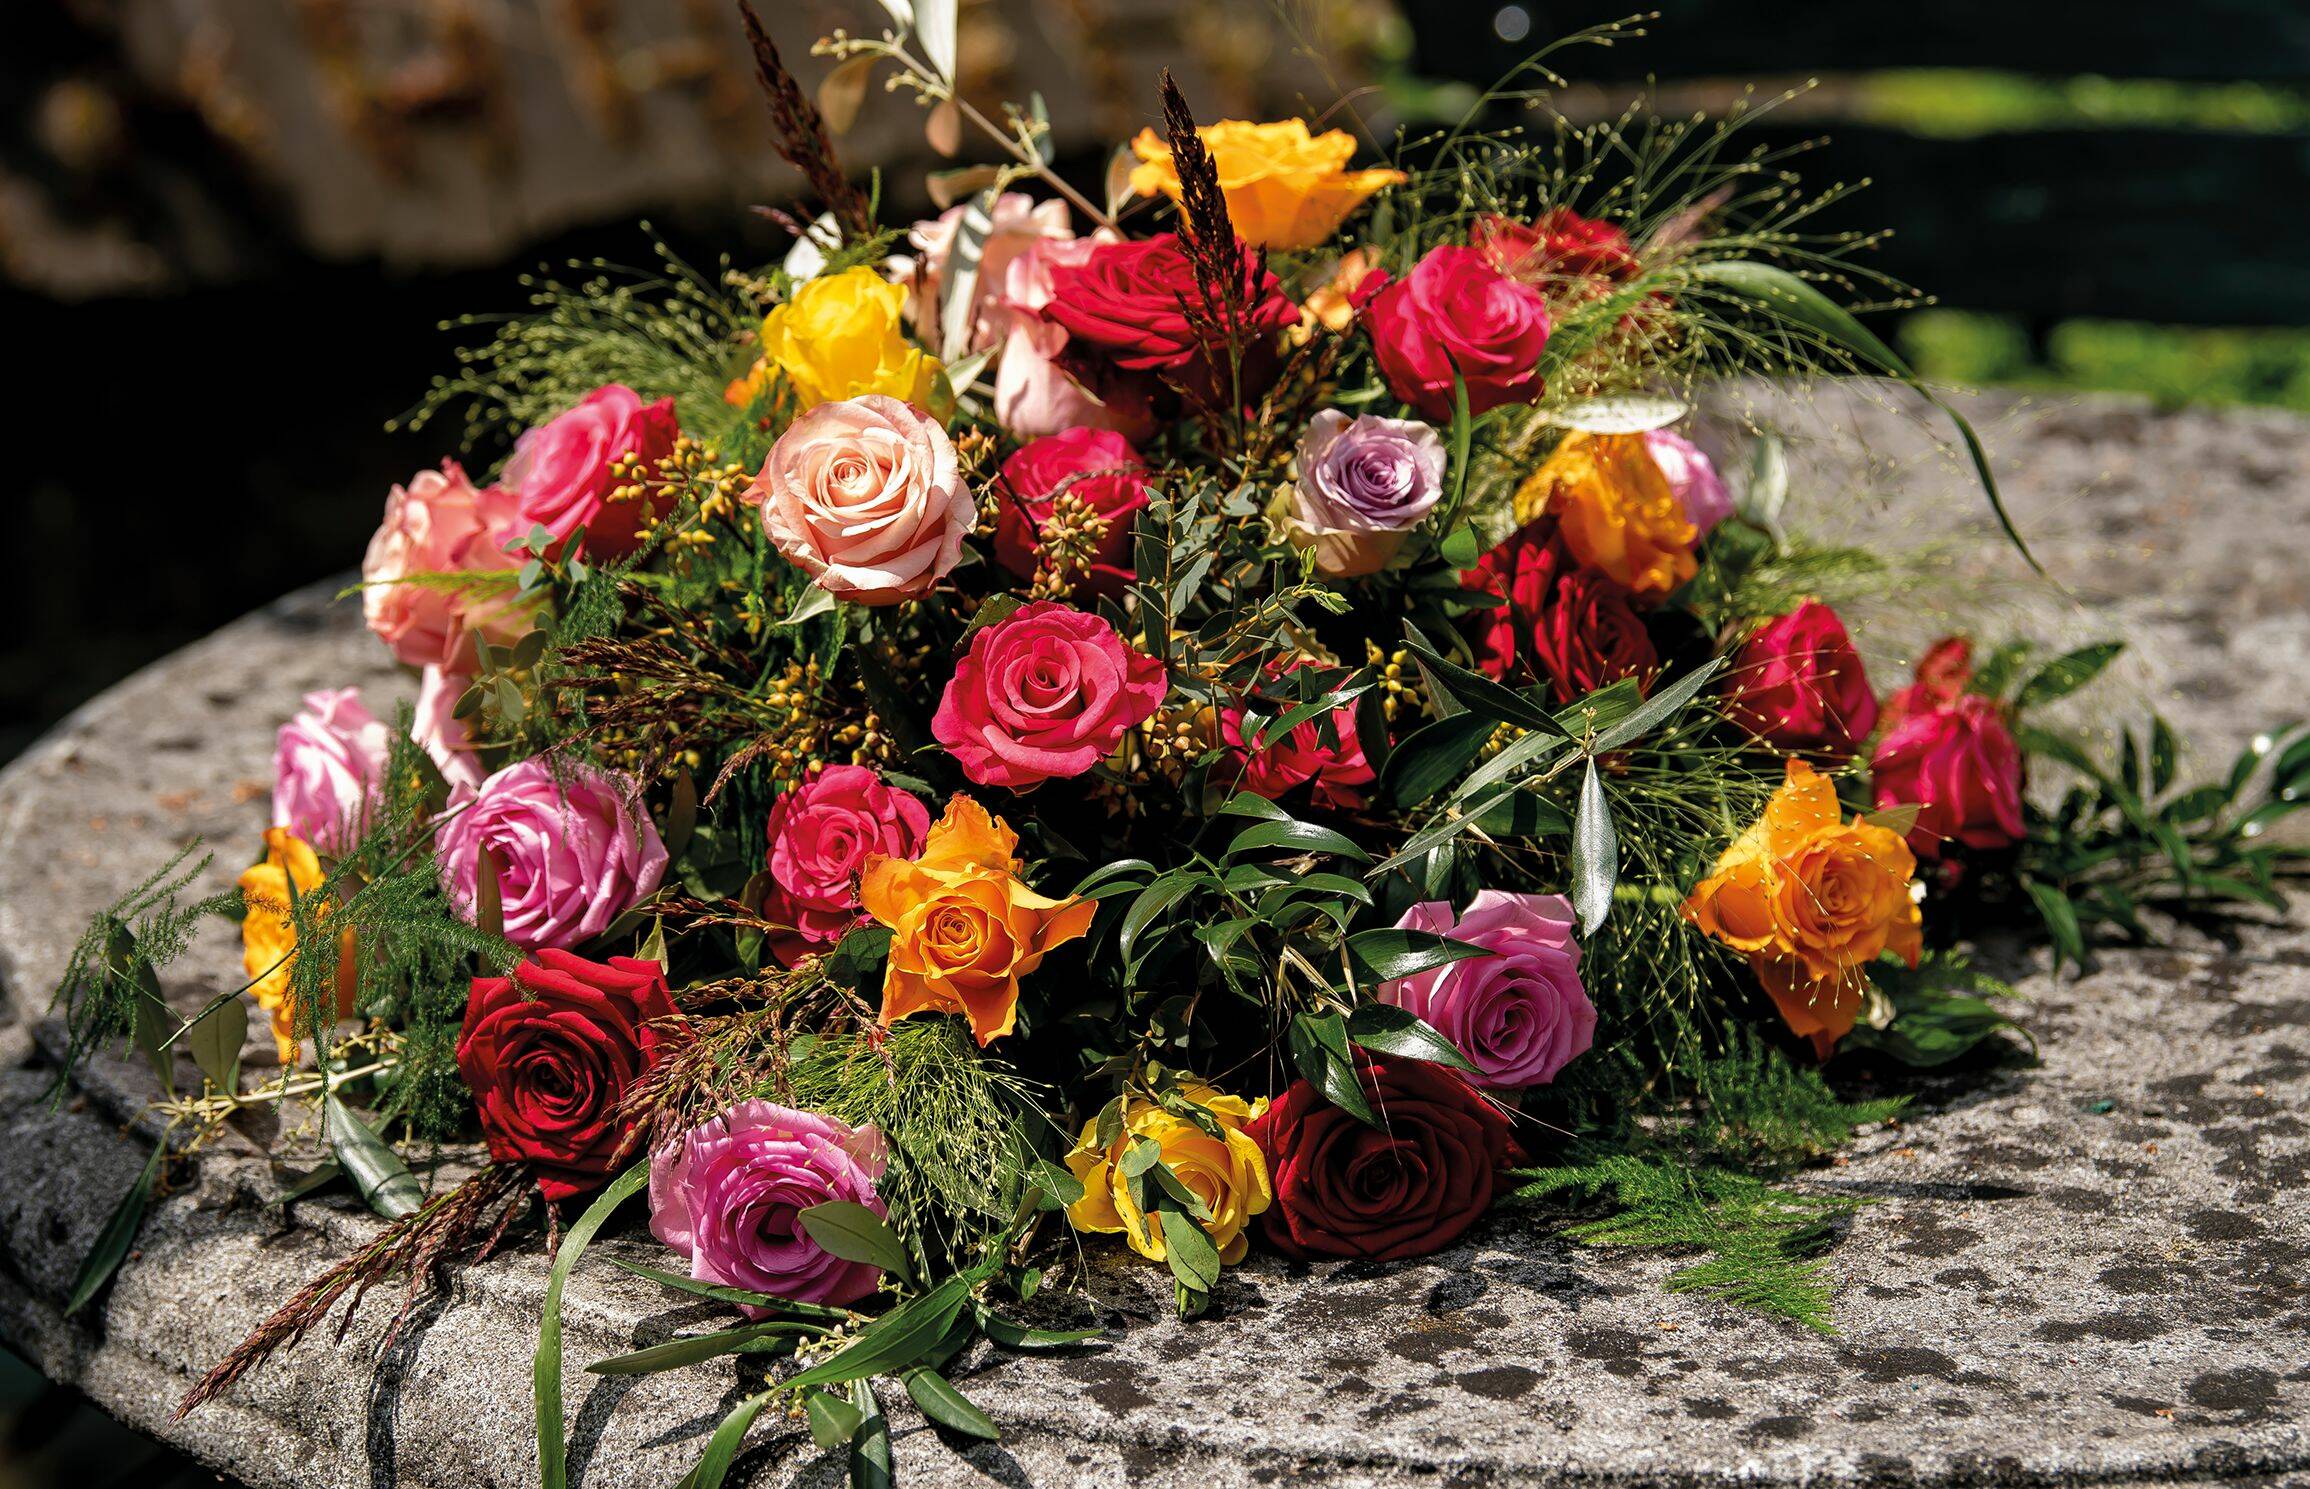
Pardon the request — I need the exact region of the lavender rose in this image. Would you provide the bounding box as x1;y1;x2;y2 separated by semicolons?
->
649;1099;891;1312
1643;428;1734;536
1288;410;1445;577
1377;890;1596;1089
273;688;394;850
436;757;668;951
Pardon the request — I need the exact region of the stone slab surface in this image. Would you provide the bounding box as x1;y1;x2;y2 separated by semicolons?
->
1;388;2307;1487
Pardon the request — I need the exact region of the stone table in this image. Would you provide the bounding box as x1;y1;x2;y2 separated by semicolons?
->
1;389;2306;1488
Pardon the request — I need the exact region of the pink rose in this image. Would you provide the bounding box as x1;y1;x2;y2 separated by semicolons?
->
1724;599;1879;760
1378;890;1595;1090
751;394;973;606
273;688;394;850
1882;636;1974;732
1220;674;1376;810
990;428;1150;599
413;665;486;794
361;461;523;669
436;757;668;951
991;239;1158;441
1643;429;1733;536
1358;245;1553;421
903;192;1073;356
505;384;680;560
649;1099;890;1313
1871;693;2025;858
761;766;932;964
932;602;1167;789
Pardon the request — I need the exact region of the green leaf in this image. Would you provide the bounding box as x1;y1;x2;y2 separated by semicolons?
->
959;592;1024;642
783;1275;974;1389
683;1389;775;1489
1120;873;1206;966
2015;642;2124;711
1344;928;1493;985
1025;1159;1085;1211
799;1201;915;1285
1224;819;1372;862
185;994;247;1092
323;1095;422;1220
66;1141;165;1316
586;1321;806;1375
1215;791;1291;821
1400;626;1563;736
1380;713;1500;810
1344;1001;1478;1071
1587;658;1725;755
905;1367;1000;1440
1436;524;1483;569
976;1309;1102;1351
2023;879;2086;967
1570;759;1617;935
1690;260;2040;575
125;946;178;1095
602;1255;851;1320
848;1379;892;1489
804;1389;863;1451
777;584;840;628
538;1164;649;1489
1159;1209;1223;1294
1862;803;1921;838
1287;1011;1377;1126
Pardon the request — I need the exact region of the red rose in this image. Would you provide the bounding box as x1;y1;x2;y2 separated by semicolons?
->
1357;245;1553;421
1724;599;1879;760
931;601;1168;789
1038;234;1299;375
991;429;1151;600
762;765;932;965
1881;635;1973;732
455;950;682;1200
1472;208;1639;286
504;384;680;560
1220;673;1376;810
1871;692;2025;858
1461;520;1657;702
1247;1054;1512;1261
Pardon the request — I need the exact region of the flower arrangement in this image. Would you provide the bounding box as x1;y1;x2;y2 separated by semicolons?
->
51;7;2310;1485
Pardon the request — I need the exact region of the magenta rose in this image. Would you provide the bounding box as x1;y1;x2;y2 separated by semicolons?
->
436;756;668;951
1871;692;2025;858
648;1099;890;1312
1039;233;1299;377
932;602;1168;789
761;766;932;964
1220;677;1376;811
1358;245;1553;421
361;461;524;669
1724;599;1879;760
1378;890;1595;1090
990;428;1151;599
505;384;680;560
1881;636;1974;732
273;688;394;851
1643;428;1733;536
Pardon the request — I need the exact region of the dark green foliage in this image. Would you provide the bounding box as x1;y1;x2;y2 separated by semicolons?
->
49;843;237;1096
1692;1031;1910;1163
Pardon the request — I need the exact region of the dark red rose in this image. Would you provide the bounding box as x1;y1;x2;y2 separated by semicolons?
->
1038;233;1299;375
1358;245;1553;421
991;428;1151;599
456;950;682;1200
1880;635;1973;732
1472;208;1639;286
1723;599;1879;760
1461;520;1656;703
1247;1054;1512;1261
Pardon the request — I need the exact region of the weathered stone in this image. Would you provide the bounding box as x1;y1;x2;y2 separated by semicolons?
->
1;390;2306;1486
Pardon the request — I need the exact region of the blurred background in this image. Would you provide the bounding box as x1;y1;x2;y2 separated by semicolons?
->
4;0;2308;1478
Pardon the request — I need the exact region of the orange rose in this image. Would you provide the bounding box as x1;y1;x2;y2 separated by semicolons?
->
1128;120;1405;252
1512;432;1698;601
237;828;357;1063
1684;760;1922;1057
857;795;1094;1045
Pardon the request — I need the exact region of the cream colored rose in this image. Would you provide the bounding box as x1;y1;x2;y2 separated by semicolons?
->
749;395;973;606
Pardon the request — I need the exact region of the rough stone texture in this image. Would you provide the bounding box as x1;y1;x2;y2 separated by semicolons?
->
1;389;2307;1487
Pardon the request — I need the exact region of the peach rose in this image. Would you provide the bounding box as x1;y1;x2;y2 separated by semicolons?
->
361;461;523;669
749;395;973;606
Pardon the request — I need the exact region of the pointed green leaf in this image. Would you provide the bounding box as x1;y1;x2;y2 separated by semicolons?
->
65;1142;165;1316
904;1367;1000;1440
323;1095;421;1220
799;1201;914;1285
1570;758;1617;934
539;1164;649;1489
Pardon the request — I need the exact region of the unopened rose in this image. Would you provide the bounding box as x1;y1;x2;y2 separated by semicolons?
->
761;765;931;964
1359;245;1553;420
436;757;668;951
1380;891;1595;1089
1288;410;1445;577
361;461;523;669
1724;600;1879;760
1871;692;2025;858
273;688;393;850
457;950;681;1200
752;394;973;606
1881;636;1974;732
649;1099;889;1312
505;384;679;560
932;602;1168;789
990;428;1151;598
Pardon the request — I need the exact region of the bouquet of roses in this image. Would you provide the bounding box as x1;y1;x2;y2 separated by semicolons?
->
54;6;2310;1485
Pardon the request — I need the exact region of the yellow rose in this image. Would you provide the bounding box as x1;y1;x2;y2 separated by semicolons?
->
1128;120;1406;252
1683;759;1922;1056
1064;1083;1272;1265
857;795;1093;1045
1512;431;1698;600
237;827;357;1063
758;267;941;411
